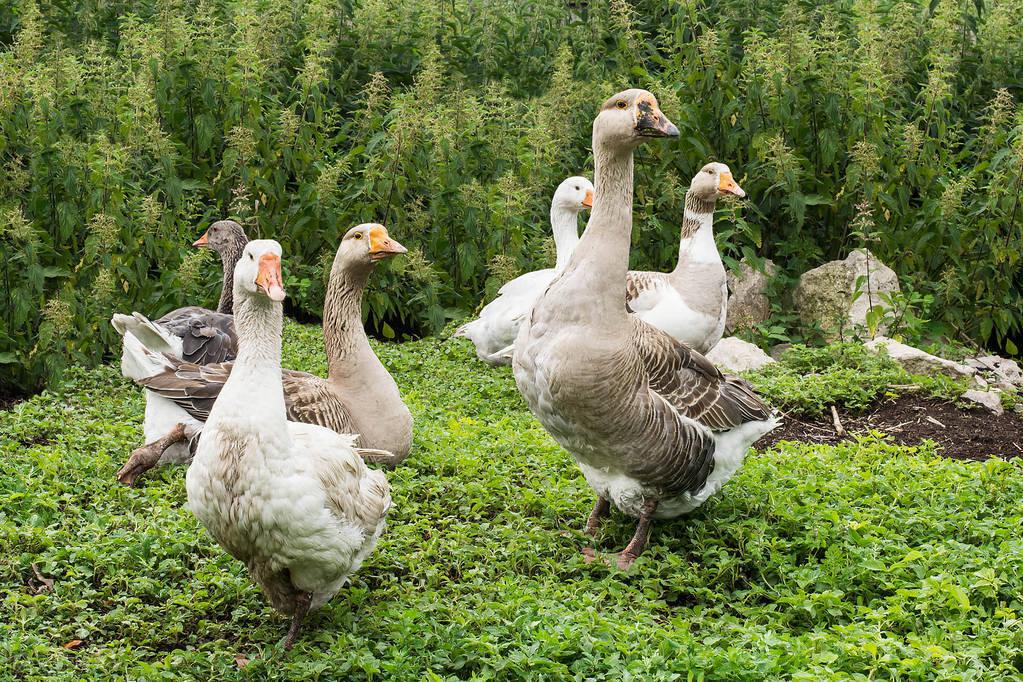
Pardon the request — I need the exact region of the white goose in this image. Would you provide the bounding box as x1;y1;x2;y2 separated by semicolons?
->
626;162;744;353
179;239;390;649
455;176;593;365
513;90;778;569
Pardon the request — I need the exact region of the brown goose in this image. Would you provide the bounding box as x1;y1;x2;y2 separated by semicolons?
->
112;220;248;365
512;90;778;569
116;224;412;485
625;162;745;353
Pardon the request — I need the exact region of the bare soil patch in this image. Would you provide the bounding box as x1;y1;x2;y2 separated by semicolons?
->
761;395;1023;461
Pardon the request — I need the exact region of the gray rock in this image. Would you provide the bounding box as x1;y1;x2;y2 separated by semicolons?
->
864;337;977;379
725;258;777;334
794;249;900;341
961;389;1004;415
966;355;1023;389
705;337;776;373
769;343;794;361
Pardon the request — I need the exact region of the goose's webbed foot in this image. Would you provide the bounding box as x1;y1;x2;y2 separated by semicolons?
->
116;423;186;486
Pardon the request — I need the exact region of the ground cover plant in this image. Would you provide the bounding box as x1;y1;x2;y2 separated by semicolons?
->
3;323;1023;680
3;0;1023;391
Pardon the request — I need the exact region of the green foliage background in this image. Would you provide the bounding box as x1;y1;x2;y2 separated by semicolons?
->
2;0;1023;390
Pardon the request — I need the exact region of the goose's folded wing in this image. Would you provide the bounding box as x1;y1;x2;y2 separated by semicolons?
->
280;370;357;434
290;423;392;533
632;320;773;431
625;271;669;314
157;307;237;365
135;359;231;421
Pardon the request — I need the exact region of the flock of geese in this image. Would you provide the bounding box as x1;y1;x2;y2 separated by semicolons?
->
111;89;778;648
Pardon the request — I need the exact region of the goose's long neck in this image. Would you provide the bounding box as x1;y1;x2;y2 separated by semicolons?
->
673;192;718;273
323;262;374;379
218;289;286;428
556;142;634;321
551;206;581;272
216;243;244;314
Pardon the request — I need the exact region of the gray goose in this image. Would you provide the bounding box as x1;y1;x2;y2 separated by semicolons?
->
625;162;745;353
512;90;778;569
112;220;248;365
116;224;412;485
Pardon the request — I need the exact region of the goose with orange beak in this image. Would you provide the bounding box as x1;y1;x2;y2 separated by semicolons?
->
116;224;414;487
624;162;746;354
455;176;594;365
179;238;391;649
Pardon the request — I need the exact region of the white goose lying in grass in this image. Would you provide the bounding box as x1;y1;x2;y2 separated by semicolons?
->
455;176;593;365
625;162;744;353
513;89;778;570
112;220;248;365
178;239;391;649
115;224;412;485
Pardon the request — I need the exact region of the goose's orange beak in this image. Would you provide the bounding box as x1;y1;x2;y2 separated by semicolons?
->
255;253;286;301
193;230;210;247
368;225;408;262
582;189;594;208
718;172;745;198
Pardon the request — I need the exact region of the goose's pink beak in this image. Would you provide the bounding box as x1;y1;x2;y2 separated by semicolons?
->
256;253;286;301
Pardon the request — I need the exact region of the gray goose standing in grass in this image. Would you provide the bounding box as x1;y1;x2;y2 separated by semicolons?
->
116;224;412;485
112;220;248;366
512;89;779;569
625;162;745;353
178;239;391;649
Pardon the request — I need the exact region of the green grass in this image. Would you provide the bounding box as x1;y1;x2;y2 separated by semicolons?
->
2;323;1023;680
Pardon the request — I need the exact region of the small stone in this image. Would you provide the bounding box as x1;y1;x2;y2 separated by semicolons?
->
705;337;776;373
769;343;793;361
961;389;1003;415
966;355;1023;388
864;337;977;380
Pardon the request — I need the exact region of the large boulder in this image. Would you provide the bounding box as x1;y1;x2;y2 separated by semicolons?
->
864;337;977;380
794;249;900;340
725;258;777;334
705;337;776;373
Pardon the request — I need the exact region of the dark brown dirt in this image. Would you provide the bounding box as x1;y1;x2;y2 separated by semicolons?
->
760;394;1023;461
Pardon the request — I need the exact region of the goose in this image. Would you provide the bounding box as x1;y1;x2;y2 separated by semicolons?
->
112;220;248;366
512;90;778;570
172;239;391;649
625;162;745;353
115;224;412;485
455;176;593;365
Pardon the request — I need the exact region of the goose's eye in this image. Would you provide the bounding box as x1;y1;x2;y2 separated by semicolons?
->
705;169;714;174
248;253;254;260
574;186;579;190
615;100;627;109
353;232;363;239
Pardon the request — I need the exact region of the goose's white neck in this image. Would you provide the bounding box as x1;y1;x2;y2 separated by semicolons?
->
550;206;582;272
553;142;634;322
674;192;719;271
215;289;287;429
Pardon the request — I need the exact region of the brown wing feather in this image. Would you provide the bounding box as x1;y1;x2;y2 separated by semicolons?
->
135;359;231;421
631;319;773;431
281;370;357;434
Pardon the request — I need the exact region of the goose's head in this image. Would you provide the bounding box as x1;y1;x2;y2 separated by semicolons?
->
594;89;679;150
689;162;745;201
336;223;407;271
235;239;286;302
193;220;248;254
553;176;594;212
